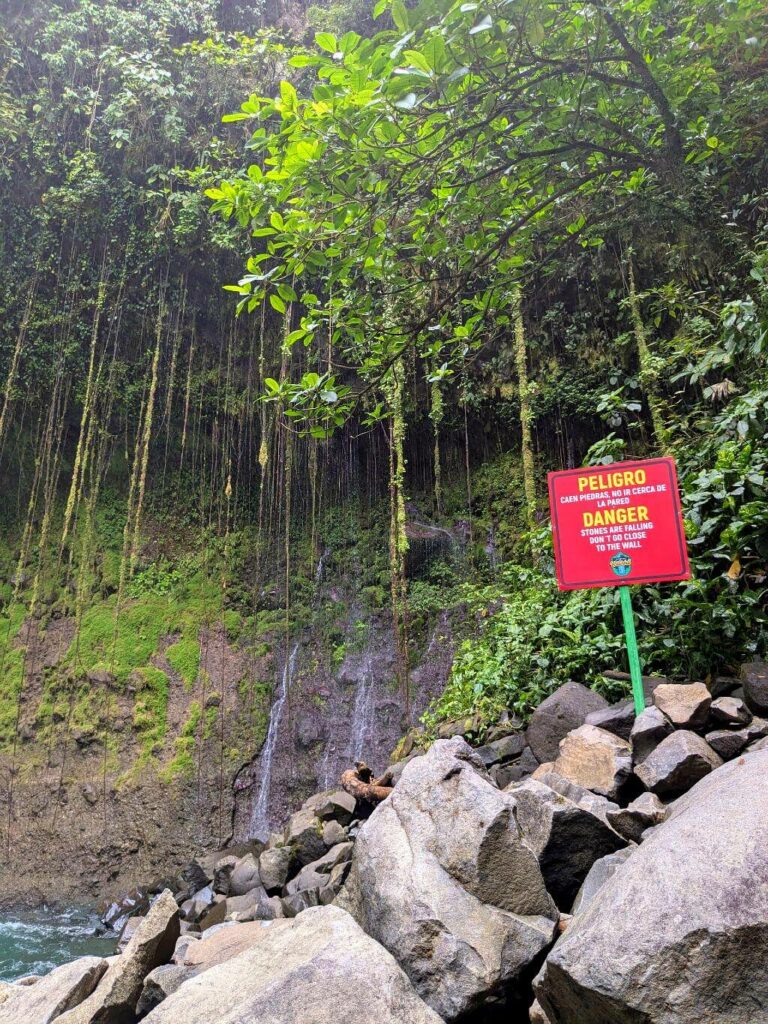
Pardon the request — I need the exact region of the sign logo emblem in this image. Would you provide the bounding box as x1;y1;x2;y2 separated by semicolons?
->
610;551;632;577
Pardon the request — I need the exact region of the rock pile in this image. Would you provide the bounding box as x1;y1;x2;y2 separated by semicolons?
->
4;665;767;1024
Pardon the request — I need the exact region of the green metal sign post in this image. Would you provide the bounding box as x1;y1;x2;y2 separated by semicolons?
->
619;586;645;715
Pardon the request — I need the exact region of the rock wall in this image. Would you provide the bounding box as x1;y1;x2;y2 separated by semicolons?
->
0;623;272;907
0;573;454;906
232;608;454;841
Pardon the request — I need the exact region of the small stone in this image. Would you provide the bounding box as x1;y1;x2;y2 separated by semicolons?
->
529;998;553;1023
228;854;261;897
705;728;750;760
607;792;669;843
281;889;321;917
436;715;479;740
181;886;214;923
710;675;740;698
635;730;722;796
741;661;768;716
746;717;768;741
258;846;293;894
485;717;524;743
284;808;326;866
630;706;673;764
585;700;636;741
322;820;347;848
709;695;751;726
199;898;228;932
491;748;538;788
81;783;98;805
286;843;354;897
213;856;239;895
550;725;633;800
225;887;282;922
472;733;526;767
653;682;711;730
526;682;609;764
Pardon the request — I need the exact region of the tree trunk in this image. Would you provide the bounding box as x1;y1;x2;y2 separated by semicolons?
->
511;286;538;548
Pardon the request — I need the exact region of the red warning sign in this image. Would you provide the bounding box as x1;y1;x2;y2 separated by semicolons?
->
548;457;691;591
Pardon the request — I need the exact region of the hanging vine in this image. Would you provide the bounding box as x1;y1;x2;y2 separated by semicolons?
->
627;254;671;454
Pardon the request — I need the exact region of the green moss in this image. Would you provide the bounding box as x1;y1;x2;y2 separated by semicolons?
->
133;666;170;763
162;700;201;781
0;604;30;748
203;701;219;740
64;569;219;684
165;634;200;688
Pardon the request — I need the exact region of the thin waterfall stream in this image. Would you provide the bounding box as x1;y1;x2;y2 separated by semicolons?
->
250;641;299;839
349;651;376;762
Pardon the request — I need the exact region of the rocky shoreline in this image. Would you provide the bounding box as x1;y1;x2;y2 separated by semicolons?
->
1;661;767;1022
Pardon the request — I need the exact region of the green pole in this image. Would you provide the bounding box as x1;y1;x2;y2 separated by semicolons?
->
619;585;645;716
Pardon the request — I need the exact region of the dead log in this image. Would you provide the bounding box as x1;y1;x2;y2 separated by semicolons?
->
340;761;393;804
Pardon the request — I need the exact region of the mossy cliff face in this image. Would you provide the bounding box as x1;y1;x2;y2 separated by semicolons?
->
0;497;457;905
0;516;277;904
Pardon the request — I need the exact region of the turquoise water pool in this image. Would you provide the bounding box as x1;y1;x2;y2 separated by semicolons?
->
0;907;117;981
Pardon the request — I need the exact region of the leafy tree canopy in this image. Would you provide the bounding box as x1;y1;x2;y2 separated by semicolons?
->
209;0;766;433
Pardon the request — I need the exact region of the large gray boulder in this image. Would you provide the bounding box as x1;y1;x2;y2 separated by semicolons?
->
509;777;626;909
526;682;609;763
56;889;179;1024
0;958;107;1024
535;749;768;1022
143;906;443;1024
284;807;326;866
258;845;293;893
634;730;722;796
338;737;558;1020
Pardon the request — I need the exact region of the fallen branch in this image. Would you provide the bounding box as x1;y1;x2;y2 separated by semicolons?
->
340;761;393;804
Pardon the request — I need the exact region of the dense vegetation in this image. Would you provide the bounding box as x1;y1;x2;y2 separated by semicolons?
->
0;0;765;772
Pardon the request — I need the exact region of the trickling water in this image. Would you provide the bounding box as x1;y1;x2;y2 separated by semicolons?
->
485;526;498;571
315;547;329;585
318;737;337;790
348;653;376;762
250;641;299;839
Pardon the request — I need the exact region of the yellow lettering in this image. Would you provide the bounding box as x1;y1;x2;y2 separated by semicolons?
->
577;469;649;493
